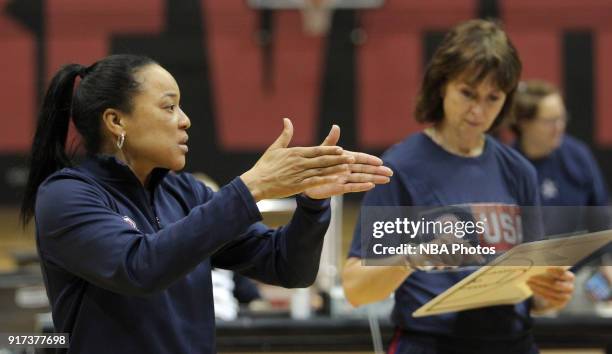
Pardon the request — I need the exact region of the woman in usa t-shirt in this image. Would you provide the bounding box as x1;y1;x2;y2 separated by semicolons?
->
342;20;576;354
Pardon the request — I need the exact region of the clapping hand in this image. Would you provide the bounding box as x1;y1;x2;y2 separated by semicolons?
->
303;123;392;199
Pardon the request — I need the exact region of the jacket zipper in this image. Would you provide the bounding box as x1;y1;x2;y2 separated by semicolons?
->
149;189;162;230
137;186;161;231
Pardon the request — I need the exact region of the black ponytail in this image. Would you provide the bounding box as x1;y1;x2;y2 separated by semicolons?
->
20;64;81;226
20;54;156;227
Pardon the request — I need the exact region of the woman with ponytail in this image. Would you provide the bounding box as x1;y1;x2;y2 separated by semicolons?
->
21;54;392;354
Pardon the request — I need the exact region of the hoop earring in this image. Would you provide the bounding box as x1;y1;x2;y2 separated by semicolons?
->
116;133;125;149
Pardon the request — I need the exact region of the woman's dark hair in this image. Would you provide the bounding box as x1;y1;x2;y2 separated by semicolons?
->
415;19;522;129
511;80;561;135
20;54;156;226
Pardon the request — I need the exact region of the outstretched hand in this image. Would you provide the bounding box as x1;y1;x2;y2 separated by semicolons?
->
303;124;392;199
240;118;392;202
240;118;355;202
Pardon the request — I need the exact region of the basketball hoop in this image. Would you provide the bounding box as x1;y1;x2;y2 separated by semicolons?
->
301;0;333;36
247;0;384;37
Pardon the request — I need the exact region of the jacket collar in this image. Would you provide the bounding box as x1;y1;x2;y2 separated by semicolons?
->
79;154;170;193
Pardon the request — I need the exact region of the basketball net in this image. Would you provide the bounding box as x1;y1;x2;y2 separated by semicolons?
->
301;0;333;36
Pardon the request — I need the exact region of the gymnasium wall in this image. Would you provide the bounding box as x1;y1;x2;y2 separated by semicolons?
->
1;0;611;203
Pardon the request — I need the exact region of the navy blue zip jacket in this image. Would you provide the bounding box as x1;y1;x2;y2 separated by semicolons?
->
34;155;331;353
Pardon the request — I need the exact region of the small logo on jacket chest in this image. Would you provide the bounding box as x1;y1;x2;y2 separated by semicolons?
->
122;216;139;231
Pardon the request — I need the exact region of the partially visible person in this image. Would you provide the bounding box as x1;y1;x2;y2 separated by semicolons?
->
192;172;264;320
511;80;610;236
20;54;393;354
211;269;264;320
512;80;611;301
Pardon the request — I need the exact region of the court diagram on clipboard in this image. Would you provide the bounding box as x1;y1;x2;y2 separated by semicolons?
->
413;230;612;317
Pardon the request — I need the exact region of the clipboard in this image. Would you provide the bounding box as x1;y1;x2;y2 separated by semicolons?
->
413;229;612;317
